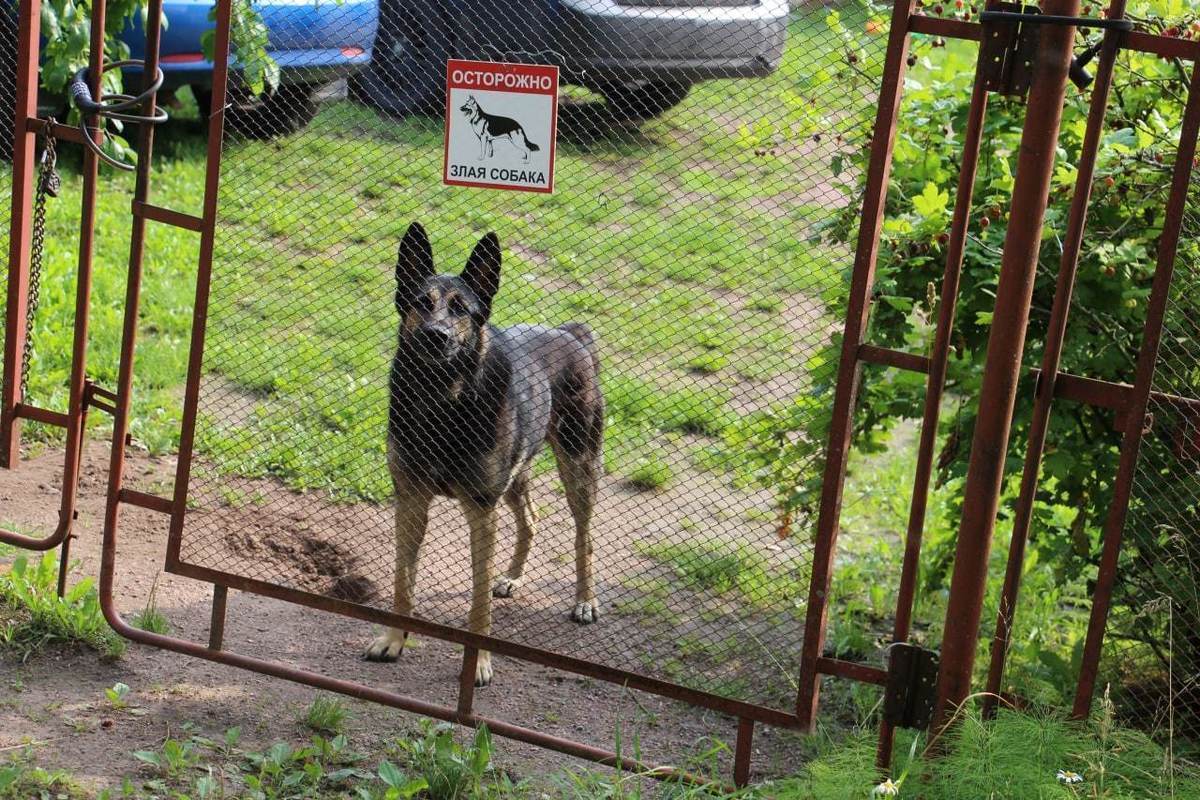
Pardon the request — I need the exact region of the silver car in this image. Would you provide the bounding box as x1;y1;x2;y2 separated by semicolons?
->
354;0;791;120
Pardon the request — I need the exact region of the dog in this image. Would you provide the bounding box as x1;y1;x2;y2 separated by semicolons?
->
460;95;541;163
365;223;604;686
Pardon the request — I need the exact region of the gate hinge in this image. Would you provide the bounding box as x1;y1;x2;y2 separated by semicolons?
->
980;3;1041;97
883;643;940;731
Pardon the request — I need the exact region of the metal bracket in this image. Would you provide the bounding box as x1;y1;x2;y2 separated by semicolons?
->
82;378;119;416
883;643;940;731
980;3;1042;97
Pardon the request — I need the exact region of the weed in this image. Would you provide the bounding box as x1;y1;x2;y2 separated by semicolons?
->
129;573;171;635
0;755;85;800
0;553;126;660
395;722;507;800
627;457;674;491
133;738;200;779
303;693;350;736
105;682;132;711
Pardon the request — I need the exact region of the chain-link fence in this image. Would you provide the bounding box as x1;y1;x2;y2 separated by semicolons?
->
1095;168;1200;756
1;2;17;359
167;0;887;713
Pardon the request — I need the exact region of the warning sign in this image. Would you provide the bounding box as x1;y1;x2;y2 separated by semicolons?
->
443;60;559;194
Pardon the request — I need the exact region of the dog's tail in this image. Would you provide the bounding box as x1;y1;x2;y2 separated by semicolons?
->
559;322;599;373
523;132;541;153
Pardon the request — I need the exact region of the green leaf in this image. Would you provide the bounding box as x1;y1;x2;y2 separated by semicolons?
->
377;760;406;788
911;182;950;218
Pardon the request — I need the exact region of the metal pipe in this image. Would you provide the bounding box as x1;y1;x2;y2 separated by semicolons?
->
795;0;918;731
878;24;995;769
931;0;1082;733
168;557;801;728
208;584;228;650
1072;58;1200;719
165;0;238;566
733;718;754;787
982;0;1127;717
0;0;41;468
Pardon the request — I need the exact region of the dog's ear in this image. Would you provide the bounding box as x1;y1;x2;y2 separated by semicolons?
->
396;222;435;311
461;233;501;317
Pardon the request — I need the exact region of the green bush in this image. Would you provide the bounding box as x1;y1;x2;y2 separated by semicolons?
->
752;0;1200;714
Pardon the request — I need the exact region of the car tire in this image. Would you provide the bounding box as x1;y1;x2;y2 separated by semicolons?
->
597;81;692;121
347;0;449;116
194;83;319;139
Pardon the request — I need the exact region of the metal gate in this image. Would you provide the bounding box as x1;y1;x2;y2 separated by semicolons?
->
4;0;1200;785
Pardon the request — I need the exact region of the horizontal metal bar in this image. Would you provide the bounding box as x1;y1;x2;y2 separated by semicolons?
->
859;344;931;374
25;117;90;146
166;558;802;729
86;398;117;416
12;403;70;428
87;383;119;403
132;200;205;232
1034;369;1128;411
909;15;983;41
119;488;175;515
1032;369;1200;424
980;10;1134;31
1124;30;1200;60
105;605;715;788
907;14;1200;61
816;656;889;686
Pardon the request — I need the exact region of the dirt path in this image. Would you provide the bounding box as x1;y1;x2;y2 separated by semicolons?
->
1;443;816;792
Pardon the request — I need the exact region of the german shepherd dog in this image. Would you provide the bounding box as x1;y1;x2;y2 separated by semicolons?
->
461;95;541;163
365;223;604;686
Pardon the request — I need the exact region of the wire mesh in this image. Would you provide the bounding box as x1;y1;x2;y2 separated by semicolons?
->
1;0;17;358
172;0;886;710
1096;168;1200;753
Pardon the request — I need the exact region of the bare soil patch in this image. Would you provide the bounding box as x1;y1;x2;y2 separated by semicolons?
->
1;443;816;792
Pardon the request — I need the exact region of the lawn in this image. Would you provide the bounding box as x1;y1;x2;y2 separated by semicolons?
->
0;5;878;504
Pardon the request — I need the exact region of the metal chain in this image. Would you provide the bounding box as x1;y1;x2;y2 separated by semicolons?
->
21;125;60;399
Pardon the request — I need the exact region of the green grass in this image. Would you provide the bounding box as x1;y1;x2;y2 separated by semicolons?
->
0;704;1195;798
0;552;126;660
626;456;675;491
302;694;350;736
0;7;862;507
635;539;803;610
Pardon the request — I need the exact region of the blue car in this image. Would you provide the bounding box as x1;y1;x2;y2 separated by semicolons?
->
1;0;377;141
122;0;378;136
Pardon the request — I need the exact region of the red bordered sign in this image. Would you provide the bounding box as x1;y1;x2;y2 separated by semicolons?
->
443;60;559;194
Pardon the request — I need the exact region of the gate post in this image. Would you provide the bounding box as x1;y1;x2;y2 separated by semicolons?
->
931;0;1081;731
1;0;43;468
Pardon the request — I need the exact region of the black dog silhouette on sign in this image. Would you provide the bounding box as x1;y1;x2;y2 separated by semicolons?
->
460;95;541;163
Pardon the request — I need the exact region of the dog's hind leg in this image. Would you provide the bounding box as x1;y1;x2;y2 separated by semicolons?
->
554;448;601;624
365;479;431;662
494;473;537;598
462;499;498;686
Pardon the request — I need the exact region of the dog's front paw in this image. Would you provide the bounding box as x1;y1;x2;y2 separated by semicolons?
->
492;575;522;598
364;630;407;662
475;651;494;687
570;600;600;625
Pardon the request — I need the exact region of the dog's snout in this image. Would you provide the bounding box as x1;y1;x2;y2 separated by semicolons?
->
420;325;452;345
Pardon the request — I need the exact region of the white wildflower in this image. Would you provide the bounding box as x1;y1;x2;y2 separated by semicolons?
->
1056;769;1084;785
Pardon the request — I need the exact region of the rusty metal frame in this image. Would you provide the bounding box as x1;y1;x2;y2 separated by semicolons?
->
1;0;112;595
794;0;1200;771
1;0;1185;782
79;0;778;786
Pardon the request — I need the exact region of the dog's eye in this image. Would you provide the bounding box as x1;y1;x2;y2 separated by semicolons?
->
449;295;469;315
411;295;434;312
